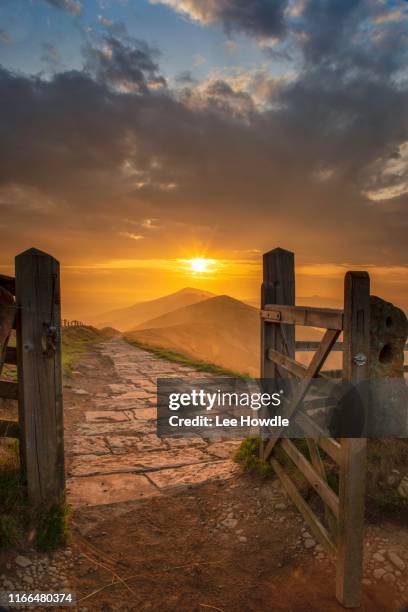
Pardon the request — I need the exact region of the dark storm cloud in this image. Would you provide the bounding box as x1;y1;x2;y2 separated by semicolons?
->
154;0;289;38
84;34;167;93
212;0;289;38
296;0;408;74
0;1;407;265
44;0;82;15
202;79;255;115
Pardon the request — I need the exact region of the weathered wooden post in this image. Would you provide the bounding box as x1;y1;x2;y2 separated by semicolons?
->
368;296;407;437
15;248;65;508
336;272;370;608
260;248;295;455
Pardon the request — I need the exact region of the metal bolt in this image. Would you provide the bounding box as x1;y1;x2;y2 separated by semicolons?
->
353;352;368;366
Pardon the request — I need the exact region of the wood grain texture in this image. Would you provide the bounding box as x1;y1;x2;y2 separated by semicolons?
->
263;328;340;460
15;248;65;507
280;438;339;518
262;304;344;330
336;271;370;609
260;248;295;457
267;348;334;384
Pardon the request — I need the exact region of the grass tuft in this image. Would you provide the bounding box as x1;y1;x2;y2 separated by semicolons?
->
34;502;71;552
235;437;273;478
62;325;114;376
0;439;26;549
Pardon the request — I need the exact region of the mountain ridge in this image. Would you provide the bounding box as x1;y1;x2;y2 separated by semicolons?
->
90;287;215;331
125;294;260;376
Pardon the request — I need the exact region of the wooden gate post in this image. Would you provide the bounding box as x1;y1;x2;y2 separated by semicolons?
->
15;248;65;507
336;271;370;608
260;248;295;455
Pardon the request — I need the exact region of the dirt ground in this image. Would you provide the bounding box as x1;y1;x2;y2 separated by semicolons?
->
68;476;404;612
1;340;408;611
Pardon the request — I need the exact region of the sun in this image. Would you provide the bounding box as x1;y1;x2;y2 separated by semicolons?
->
190;258;209;273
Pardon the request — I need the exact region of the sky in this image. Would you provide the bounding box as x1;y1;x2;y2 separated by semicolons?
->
0;0;407;317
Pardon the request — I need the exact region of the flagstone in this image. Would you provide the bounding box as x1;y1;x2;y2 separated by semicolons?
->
147;460;240;490
70;447;210;476
85;410;134;423
71;436;111;456
66;338;242;508
67;473;158;506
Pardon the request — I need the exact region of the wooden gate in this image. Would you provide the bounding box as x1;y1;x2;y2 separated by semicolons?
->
259;248;369;608
0;248;65;508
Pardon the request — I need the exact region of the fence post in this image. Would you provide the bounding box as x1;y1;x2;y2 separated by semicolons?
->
15;248;65;507
260;248;295;455
336;271;370;608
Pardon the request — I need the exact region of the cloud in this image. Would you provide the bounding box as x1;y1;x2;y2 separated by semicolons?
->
141;218;160;229
97;14;127;36
41;43;62;71
150;0;289;39
0;2;407;270
84;34;167;93
181;66;293;112
293;0;408;74
364;141;408;201
44;0;82;16
118;232;144;240
98;15;114;27
175;70;195;84
182;75;256;116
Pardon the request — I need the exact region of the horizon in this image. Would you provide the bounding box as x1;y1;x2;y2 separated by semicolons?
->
87;277;408;324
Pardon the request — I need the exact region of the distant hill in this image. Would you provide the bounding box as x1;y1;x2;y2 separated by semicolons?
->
125;295;342;376
126;295;260;376
90;287;215;331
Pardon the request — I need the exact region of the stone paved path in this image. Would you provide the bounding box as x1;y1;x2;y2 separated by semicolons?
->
66;338;240;506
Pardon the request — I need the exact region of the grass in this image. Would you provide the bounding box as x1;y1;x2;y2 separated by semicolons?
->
0;439;26;548
125;337;251;379
235;437;273;478
1;326;107;380
34;502;71;551
1;330;17;382
61;325;111;376
0;439;71;551
1;364;17;382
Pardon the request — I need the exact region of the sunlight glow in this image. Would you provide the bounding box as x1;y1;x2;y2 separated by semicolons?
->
190;258;211;273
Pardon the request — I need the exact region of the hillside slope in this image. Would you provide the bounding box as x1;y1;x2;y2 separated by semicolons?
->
90;288;215;331
126;295;260;376
126;295;342;376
